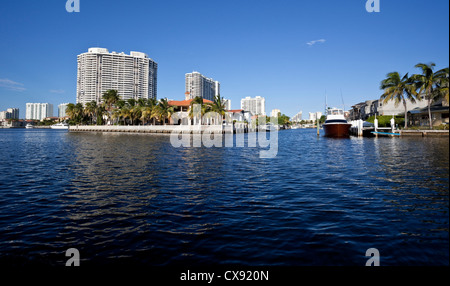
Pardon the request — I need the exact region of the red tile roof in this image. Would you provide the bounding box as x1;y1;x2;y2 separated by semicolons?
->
228;109;244;113
168;98;214;107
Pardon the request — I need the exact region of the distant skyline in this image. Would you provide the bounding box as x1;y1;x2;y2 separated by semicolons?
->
0;0;449;119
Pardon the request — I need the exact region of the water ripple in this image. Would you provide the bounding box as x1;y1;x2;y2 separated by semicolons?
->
0;129;448;266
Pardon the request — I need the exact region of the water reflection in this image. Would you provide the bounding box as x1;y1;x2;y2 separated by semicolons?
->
0;129;448;266
369;136;449;253
61;132;233;264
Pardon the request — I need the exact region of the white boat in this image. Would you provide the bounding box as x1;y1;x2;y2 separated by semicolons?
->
51;122;69;130
261;123;280;131
25;123;34;129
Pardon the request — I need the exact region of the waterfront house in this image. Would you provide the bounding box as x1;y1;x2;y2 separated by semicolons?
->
227;109;252;123
349;102;366;120
408;102;450;127
350;96;428;120
168;98;214;125
168;98;253;128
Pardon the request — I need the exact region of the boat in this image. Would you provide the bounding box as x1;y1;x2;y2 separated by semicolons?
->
261;123;280;131
323;107;351;137
51;122;69;130
25;123;34;129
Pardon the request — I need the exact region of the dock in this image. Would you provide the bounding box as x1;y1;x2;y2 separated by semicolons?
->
350;119;449;137
349;120;375;137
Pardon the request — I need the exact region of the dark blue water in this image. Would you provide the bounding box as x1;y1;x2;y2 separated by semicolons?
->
0;129;448;266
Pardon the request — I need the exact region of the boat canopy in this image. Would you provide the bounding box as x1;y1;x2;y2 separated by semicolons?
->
327;108;344;116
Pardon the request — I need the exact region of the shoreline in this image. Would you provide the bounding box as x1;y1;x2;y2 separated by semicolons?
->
69;125;246;134
67;125;449;136
0;126;52;129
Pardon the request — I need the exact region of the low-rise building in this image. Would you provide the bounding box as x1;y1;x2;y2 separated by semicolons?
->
350;97;428;120
228;109;252;123
168;98;214;125
408;102;449;127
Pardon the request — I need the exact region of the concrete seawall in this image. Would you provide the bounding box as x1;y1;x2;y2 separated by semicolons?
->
69;125;251;134
400;130;449;137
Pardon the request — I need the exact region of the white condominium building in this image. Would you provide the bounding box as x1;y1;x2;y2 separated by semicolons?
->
26;103;53;120
309;112;323;122
271;109;281;117
185;71;220;101
291;111;303;122
8;108;19;119
241;96;266;116
77;47;158;105
58;103;70;118
223;99;231;110
0;108;19;120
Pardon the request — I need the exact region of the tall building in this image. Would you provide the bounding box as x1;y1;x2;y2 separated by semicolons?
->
0;111;8;120
309;112;323;122
7;108;19;119
26;103;53;120
241;96;266;116
0;108;19;120
292;111;303;122
223;99;231;110
58;103;70;118
271;109;281;117
77;47;158;105
185;71;220;101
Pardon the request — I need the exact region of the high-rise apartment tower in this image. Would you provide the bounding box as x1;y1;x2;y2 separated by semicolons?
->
77;48;158;105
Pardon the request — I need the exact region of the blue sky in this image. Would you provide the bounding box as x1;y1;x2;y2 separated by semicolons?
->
0;0;448;118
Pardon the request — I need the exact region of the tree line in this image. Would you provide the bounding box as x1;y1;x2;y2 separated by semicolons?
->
380;62;449;128
66;90;230;126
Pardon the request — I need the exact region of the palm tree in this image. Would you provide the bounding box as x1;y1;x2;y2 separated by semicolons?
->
209;95;226;114
204;95;227;125
140;106;152;125
130;105;142;125
111;108;122;125
67;103;84;124
140;98;158;125
156;98;175;125
102;90;120;124
124;99;142;125
66;103;76;123
188;96;210;122
436;69;449;104
380;72;418;128
95;104;106;125
140;98;159;125
84;101;98;125
120;106;131;125
137;98;148;108
412;63;449;128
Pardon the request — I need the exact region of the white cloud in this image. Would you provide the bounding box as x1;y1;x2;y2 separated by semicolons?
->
306;39;326;46
0;78;26;91
50;89;65;94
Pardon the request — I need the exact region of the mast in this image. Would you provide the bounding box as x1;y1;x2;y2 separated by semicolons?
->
340;89;345;112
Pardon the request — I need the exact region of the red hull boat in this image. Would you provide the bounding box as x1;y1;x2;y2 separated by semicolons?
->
323;108;351;137
323;122;351;137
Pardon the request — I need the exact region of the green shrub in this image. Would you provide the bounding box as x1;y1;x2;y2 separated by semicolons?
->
366;115;404;127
